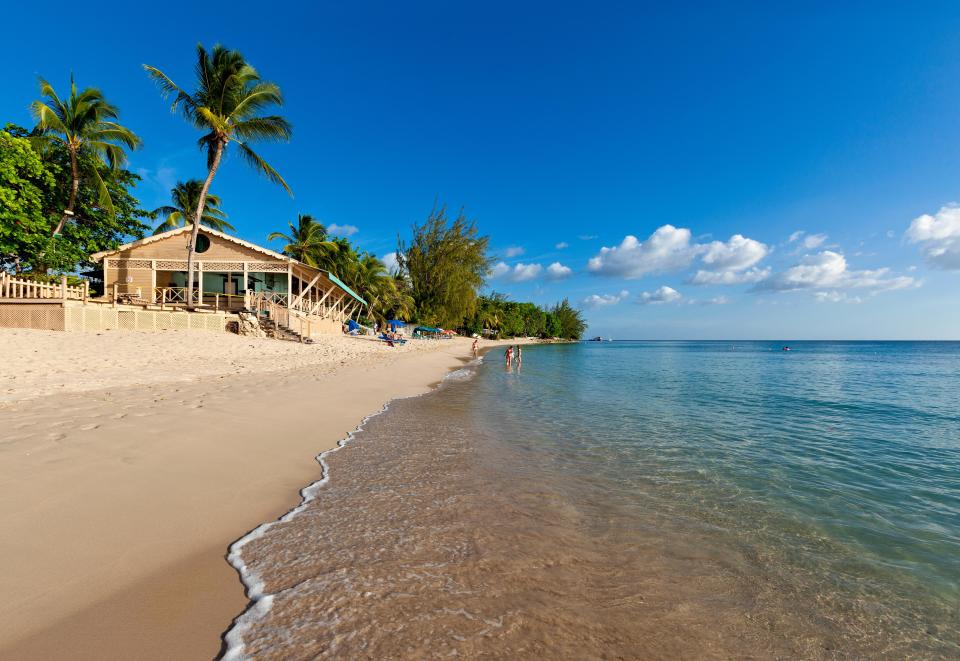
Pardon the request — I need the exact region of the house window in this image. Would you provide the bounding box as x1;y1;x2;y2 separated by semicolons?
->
195;234;211;253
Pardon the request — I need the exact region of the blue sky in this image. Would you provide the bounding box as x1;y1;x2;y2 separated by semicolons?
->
4;2;960;338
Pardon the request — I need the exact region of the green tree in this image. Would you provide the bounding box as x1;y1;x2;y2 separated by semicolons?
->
397;205;492;327
145;43;292;305
551;298;587;340
153;180;233;234
268;214;332;265
0;130;56;272
30;76;141;237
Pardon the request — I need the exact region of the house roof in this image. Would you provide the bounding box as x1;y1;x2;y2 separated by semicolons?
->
89;225;294;263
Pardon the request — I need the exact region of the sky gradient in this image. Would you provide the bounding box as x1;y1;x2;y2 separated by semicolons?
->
4;2;960;338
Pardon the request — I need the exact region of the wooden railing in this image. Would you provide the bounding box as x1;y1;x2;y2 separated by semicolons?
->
1;272;88;302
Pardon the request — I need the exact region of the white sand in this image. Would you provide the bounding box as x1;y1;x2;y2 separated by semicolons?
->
0;328;531;660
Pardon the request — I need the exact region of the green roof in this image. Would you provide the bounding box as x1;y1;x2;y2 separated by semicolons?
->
326;271;366;306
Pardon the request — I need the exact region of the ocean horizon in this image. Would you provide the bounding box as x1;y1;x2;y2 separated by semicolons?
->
225;340;960;659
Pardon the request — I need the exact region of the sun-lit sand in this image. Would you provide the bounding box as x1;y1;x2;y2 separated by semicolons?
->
0;328;534;660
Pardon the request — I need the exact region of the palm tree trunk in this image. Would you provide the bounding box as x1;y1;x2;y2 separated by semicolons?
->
51;147;80;237
186;140;225;307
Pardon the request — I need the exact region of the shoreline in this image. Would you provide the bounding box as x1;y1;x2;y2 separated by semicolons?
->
0;330;536;660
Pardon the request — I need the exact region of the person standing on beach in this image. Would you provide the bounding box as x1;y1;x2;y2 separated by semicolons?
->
472;338;479;358
505;346;513;366
516;345;522;365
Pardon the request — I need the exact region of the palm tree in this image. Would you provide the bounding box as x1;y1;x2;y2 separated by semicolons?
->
152;180;234;235
348;253;415;326
267;214;331;265
144;44;292;305
30;75;142;236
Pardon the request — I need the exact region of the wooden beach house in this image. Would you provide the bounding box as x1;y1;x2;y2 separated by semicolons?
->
0;226;366;337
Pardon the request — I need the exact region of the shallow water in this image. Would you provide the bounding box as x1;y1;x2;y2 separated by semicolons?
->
227;342;960;659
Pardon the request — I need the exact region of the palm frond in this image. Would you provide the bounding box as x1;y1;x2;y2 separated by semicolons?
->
234;140;292;196
231;116;292;142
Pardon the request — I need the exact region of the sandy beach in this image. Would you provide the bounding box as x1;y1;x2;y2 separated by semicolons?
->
0;328;531;660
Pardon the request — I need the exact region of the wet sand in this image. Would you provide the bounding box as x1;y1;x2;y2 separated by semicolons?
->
0;330;532;660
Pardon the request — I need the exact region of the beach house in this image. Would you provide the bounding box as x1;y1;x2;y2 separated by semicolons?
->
0;226;366;336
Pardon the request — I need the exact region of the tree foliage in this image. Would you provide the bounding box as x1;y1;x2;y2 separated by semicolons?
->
30;75;141;236
464;294;586;340
153;180;233;234
1;125;148;274
0;130;55;271
397;206;492;328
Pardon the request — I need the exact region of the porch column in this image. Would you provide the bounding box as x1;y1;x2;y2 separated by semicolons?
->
287;266;293;311
242;262;248;295
150;260;157;303
198;261;204;305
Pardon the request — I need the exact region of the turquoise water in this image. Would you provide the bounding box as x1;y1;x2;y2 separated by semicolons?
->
230;341;960;658
476;341;960;654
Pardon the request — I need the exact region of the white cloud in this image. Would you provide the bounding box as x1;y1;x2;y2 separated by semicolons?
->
814;291;862;304
555;241;569;249
638;286;682;305
545;262;573;280
700;234;769;272
590;226;771;284
757;250;917;295
689;267;770;285
328;223;358;236
906;204;960;270
381;252;399;275
490;261;542;282
802;233;828;249
788;230;805;243
588;225;699;279
504;245;525;258
582;290;629;308
705;295;731;305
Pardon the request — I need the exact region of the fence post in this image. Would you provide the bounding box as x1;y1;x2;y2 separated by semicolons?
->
61;275;68;302
112;283;118;309
83;280;89;305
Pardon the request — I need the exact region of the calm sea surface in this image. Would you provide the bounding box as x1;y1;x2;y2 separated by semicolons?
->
227;341;960;659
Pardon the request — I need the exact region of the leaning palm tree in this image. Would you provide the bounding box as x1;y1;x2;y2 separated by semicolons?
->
30;75;142;236
267;214;331;265
153;180;234;235
144;44;292;305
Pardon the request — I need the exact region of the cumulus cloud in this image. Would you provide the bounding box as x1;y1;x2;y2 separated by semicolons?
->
756;250;917;296
504;245;525;258
906;204;960;269
700;234;769;271
802;233;828;249
689;267;770;285
328;223;358;236
555;241;569;249
588;225;699;279
590;226;771;284
490;261;542;282
545;262;573;280
381;252;399;274
638;286;682;305
582;290;629;308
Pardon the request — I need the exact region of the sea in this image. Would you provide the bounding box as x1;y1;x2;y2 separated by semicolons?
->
224;341;960;660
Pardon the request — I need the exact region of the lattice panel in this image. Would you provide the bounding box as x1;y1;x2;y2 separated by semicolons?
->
201;261;243;271
155;260;188;270
248;261;289;272
113;259;153;269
